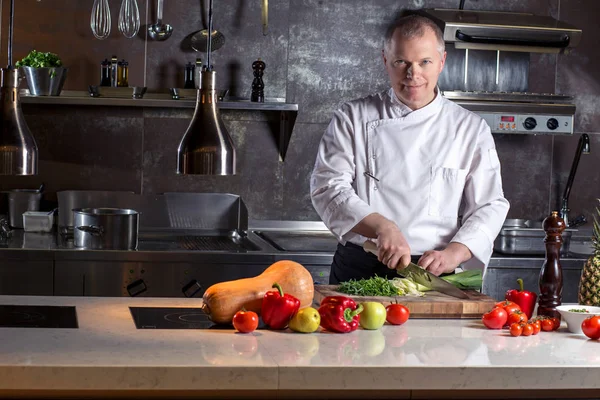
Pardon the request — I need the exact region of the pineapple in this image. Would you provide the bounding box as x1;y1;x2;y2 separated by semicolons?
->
578;200;600;305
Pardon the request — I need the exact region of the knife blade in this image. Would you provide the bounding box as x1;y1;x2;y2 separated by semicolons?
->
362;241;470;299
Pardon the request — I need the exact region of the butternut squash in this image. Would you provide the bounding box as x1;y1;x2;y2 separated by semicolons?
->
202;260;315;324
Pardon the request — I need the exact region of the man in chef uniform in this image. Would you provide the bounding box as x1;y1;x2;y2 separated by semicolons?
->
310;13;510;284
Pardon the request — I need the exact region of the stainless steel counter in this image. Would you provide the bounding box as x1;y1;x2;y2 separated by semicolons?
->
0;219;590;301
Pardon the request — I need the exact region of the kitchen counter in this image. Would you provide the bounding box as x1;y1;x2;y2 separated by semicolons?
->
0;295;599;399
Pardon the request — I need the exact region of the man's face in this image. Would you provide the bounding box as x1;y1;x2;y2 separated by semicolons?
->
383;27;446;110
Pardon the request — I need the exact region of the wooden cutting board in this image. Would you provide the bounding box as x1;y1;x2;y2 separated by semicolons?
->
314;285;498;319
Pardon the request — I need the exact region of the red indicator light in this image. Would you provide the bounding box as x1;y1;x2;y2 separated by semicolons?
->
501;116;515;122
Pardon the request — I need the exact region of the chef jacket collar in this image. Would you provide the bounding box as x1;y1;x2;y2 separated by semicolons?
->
388;86;443;119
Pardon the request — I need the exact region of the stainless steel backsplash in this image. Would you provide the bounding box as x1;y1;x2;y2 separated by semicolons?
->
439;48;529;92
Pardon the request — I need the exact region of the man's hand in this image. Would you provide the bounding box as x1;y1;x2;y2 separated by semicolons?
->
352;213;411;269
375;224;411;270
417;242;472;276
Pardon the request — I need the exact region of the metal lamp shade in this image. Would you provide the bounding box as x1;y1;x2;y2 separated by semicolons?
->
0;67;38;175
177;70;235;175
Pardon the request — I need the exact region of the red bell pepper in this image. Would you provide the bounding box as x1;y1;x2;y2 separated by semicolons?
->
261;282;300;329
318;296;363;333
505;278;537;320
320;296;357;309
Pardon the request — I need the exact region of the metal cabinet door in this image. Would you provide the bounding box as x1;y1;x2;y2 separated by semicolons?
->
54;261;269;297
483;267;583;303
0;260;53;295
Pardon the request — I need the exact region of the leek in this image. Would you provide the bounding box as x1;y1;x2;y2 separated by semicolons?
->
400;270;483;292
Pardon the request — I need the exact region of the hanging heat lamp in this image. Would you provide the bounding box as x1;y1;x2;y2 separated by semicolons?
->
0;0;38;175
177;0;235;175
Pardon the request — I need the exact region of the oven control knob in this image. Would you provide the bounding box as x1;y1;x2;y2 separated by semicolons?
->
547;118;559;130
127;279;147;297
524;117;537;130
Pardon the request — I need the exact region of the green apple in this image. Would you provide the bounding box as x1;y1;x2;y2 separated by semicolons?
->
359;302;387;330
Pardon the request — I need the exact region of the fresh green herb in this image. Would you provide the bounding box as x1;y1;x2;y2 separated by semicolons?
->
15;50;62;68
569;308;590;313
337;275;399;297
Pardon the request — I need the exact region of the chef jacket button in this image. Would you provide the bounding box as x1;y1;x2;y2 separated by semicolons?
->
373;186;378;191
372;155;377;159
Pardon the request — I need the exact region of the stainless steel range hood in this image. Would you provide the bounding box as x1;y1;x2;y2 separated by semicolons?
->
419;9;582;54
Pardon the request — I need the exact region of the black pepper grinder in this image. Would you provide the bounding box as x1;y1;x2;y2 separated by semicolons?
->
251;58;265;102
538;211;566;321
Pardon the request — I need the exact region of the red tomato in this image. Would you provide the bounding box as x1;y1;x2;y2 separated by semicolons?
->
582;316;600;340
507;311;527;326
521;323;534;336
482;307;508;329
531;320;541;335
495;300;521;315
550;317;561;331
386;303;410;325
232;310;259;333
541;319;554;332
509;322;523;337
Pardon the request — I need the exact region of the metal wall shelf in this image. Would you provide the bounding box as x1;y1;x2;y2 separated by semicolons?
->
20;90;299;161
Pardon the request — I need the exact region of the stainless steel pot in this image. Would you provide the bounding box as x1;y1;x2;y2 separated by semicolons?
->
73;208;139;250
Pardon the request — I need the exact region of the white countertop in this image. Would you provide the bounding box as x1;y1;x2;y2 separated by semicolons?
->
0;295;598;398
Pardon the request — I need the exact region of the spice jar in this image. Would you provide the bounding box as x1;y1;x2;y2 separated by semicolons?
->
117;59;129;87
100;59;111;86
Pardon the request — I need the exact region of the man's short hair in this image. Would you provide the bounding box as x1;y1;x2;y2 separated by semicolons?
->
383;14;445;56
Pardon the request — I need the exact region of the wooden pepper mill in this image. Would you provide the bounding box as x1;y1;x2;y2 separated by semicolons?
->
538;211;566;320
251;58;265;103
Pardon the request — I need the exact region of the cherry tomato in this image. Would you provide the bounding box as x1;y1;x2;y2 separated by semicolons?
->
495;300;521;315
541;319;554;332
482;307;508;329
232;310;259;333
386;303;410;325
550;317;561;331
509;322;523;337
507;311;527;326
531;320;541;335
582;316;600;340
521;323;534;336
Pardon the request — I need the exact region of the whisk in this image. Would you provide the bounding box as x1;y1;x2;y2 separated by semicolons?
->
118;0;140;38
91;0;111;40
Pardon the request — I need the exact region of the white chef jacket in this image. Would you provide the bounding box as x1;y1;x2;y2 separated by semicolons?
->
310;88;510;272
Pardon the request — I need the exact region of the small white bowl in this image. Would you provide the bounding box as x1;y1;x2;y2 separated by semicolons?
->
556;305;600;334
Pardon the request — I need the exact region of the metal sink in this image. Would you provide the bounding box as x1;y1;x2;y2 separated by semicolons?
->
494;219;574;255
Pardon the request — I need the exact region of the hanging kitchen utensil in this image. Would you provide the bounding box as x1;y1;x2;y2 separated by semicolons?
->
190;0;225;52
148;0;173;41
262;0;268;35
190;30;225;52
91;0;111;40
118;0;140;38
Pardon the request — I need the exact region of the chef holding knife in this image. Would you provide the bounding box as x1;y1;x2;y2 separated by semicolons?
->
310;12;510;284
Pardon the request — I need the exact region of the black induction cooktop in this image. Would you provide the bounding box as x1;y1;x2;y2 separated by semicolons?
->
0;305;78;328
130;307;266;330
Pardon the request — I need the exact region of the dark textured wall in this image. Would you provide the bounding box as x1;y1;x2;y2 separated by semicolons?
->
0;0;599;224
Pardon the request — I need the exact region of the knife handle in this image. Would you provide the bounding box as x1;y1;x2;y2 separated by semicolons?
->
362;240;378;255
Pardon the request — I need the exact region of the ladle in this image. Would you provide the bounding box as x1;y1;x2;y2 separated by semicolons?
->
147;0;173;41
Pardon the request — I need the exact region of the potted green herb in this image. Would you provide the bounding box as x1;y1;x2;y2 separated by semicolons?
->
15;50;67;96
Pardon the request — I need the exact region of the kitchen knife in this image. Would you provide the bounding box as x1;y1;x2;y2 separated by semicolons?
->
362;241;470;299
